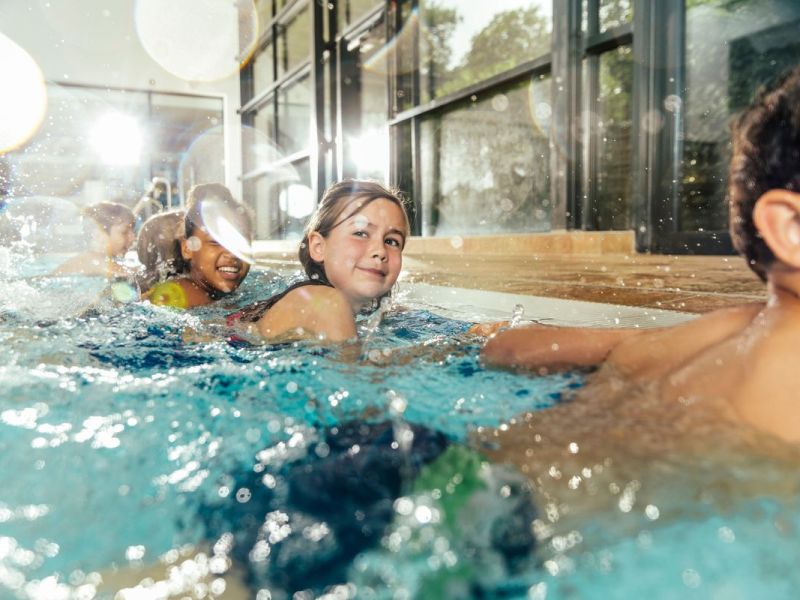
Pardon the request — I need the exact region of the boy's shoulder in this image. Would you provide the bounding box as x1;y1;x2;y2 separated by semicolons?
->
607;302;764;379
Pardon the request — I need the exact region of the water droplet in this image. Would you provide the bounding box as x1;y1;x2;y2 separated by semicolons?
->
664;94;682;112
491;93;509;112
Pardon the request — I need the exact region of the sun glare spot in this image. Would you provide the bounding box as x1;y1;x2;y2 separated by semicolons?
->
89;112;143;166
0;33;47;154
348;128;389;177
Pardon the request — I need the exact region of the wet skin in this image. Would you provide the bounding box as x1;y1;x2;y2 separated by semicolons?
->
107;221;135;257
178;227;250;306
310;198;406;313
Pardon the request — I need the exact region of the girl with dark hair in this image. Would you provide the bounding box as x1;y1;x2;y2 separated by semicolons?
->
143;183;252;309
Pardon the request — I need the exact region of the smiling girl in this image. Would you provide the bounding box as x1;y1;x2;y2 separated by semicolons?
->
229;179;410;342
144;183;252;308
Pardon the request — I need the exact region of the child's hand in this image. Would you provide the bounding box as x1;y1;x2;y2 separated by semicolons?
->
467;320;510;337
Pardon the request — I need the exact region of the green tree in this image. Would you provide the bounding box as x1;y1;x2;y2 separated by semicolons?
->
419;3;461;101
460;7;549;82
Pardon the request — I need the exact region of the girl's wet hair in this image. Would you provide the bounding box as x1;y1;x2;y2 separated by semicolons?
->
298;179;410;284
136;210;188;290
729;65;800;281
183;182;253;240
82;201;135;234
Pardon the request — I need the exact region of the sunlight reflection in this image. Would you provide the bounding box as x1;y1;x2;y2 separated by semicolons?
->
199;199;254;264
348;128;389;178
278;184;314;220
134;0;257;82
0;33;46;154
362;8;418;76
89;112;143;166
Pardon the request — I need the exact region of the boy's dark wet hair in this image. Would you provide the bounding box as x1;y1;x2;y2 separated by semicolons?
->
729;66;800;281
82;201;134;234
298;179;410;284
183;183;253;240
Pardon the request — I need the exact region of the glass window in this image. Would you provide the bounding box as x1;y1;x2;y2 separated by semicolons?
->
256;0;273;34
342;16;389;181
419;74;552;236
245;100;277;172
150;94;225;201
390;0;417;114
417;0;552;104
599;0;632;33
584;45;633;230
252;44;275;92
679;0;800;232
277;75;311;154
245;159;311;239
277;4;311;77
338;0;382;30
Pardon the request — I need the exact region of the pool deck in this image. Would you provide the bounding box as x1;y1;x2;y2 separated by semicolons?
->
253;232;765;327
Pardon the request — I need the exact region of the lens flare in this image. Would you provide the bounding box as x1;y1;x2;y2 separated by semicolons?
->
347;128;389;179
362;9;418;76
278;184;314;220
178;126;226;201
0;33;47;154
135;0;258;82
89;112;143;166
200;199;254;264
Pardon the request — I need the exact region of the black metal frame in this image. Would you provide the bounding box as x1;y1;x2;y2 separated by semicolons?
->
238;0;740;253
580;0;633;231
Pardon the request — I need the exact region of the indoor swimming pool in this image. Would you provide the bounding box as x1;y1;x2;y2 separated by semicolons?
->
1;250;799;600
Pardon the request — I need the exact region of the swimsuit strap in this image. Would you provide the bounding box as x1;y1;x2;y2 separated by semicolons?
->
227;278;332;325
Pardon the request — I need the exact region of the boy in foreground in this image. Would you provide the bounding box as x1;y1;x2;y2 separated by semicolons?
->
482;66;800;444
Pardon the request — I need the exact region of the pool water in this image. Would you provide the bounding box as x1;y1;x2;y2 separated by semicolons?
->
1;258;799;599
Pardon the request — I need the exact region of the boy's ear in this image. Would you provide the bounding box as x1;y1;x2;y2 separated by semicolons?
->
179;238;192;261
753;189;800;268
307;231;326;262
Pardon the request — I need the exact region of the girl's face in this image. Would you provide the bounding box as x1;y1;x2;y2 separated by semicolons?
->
181;227;250;294
107;221;135;257
309;198;406;312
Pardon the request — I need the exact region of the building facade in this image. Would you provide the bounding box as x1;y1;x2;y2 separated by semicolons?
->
240;0;800;253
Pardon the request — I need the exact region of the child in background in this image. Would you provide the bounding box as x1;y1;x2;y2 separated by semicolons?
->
52;201;135;278
230;179;409;343
144;183;252;309
135;210;187;292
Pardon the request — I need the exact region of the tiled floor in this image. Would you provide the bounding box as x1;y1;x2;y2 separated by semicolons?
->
255;243;766;315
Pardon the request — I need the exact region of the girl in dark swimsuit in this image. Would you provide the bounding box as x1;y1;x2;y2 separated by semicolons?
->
230;180;410;343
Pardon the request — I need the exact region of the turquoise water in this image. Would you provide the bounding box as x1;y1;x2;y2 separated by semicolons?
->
1;257;799;599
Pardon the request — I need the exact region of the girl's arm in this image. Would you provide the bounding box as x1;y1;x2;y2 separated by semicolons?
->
256;285;357;343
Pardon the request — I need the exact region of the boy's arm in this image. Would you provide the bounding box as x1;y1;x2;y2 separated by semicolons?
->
480;323;642;370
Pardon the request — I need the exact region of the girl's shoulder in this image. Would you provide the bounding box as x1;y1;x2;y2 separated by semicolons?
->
253;281;355;342
233;279;334;323
270;282;351;320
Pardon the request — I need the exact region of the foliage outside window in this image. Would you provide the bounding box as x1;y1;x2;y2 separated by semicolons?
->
417;0;551;104
420;74;551;236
